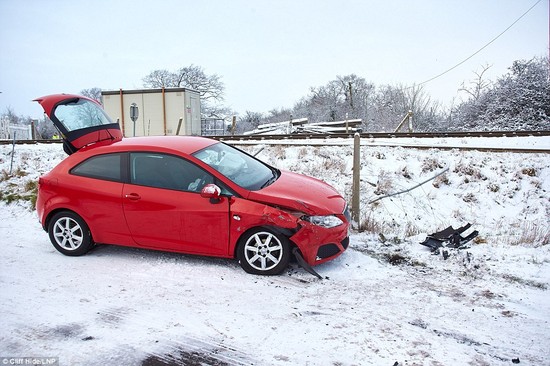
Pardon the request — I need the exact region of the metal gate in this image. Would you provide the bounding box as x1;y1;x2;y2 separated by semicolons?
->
201;118;227;136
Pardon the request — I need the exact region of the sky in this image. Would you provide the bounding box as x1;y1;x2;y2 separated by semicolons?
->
0;0;548;119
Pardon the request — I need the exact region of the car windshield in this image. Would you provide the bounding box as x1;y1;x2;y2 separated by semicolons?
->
193;143;278;190
53;98;114;132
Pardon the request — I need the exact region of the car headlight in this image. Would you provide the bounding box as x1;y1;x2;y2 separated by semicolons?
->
302;215;343;228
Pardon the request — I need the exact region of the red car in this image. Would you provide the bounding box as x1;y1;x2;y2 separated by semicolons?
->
35;94;350;275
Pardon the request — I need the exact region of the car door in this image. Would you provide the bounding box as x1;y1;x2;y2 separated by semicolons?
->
122;152;230;256
68;152;131;245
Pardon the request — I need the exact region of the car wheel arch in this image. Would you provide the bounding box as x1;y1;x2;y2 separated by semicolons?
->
233;225;297;259
46;210;95;257
234;225;300;275
45;208;93;241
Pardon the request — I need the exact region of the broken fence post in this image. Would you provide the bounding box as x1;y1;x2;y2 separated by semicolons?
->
352;132;361;229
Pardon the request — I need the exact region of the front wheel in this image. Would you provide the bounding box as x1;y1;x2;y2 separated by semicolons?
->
48;211;93;256
237;228;290;275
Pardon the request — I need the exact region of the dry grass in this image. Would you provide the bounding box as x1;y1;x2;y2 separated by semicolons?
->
421;157;443;173
270;145;286;159
530;178;542;189
507;221;550;247
13;167;28;177
322;158;346;174
521;167;537;177
360;211;383;232
487;183;500;192
297;147;309;159
462;193;477;203
400;166;412;179
432;173;450;188
502;274;547;289
454;162;485;182
491;219;550;247
404;222;421;237
374;170;392;195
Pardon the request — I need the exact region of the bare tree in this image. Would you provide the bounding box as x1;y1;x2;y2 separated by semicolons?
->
80;87;102;103
236;111;263;134
297;74;375;124
458;64;492;102
2;106;20;125
142;65;226;117
36;117;57;139
175;65;224;102
264;107;293;124
142;70;176;88
142;65;225;103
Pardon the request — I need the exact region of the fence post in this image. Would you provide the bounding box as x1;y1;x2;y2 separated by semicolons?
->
352;132;361;229
175;118;183;135
9;131;16;175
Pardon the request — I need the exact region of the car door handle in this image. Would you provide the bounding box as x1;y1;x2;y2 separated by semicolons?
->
125;193;141;200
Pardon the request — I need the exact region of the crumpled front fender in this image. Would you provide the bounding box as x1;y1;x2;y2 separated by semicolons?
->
289;218;349;265
228;198;299;254
228;198;348;265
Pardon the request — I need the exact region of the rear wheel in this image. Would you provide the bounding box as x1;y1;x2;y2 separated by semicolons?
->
48;211;93;256
237;228;290;275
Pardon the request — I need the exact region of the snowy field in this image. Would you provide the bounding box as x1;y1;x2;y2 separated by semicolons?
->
1;137;549;365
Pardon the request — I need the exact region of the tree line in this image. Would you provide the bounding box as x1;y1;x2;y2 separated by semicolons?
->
2;56;548;137
235;56;549;133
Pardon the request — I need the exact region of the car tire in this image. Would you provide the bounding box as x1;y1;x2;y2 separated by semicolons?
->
48;211;94;256
237;227;290;275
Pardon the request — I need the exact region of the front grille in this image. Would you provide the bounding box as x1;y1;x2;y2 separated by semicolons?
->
316;244;341;259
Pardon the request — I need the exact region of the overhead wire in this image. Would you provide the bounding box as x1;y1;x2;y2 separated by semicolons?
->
415;0;544;87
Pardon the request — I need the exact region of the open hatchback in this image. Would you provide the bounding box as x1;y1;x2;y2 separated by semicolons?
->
34;94;122;154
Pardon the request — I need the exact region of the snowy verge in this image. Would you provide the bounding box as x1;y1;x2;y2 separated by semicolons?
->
1;138;549;365
0;202;549;365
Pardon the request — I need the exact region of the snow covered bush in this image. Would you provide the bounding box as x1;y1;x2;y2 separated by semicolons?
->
451;57;550;131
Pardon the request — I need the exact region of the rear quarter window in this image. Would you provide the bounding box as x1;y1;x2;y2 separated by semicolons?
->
70;154;122;182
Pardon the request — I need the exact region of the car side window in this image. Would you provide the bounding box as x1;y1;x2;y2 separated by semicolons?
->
130;153;215;192
70;153;122;182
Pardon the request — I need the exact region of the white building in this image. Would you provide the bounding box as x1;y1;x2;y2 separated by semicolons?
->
101;88;201;137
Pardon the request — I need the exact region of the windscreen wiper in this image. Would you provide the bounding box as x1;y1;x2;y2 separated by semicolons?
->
260;168;279;189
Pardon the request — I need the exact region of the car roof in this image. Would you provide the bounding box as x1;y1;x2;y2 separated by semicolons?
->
78;135;219;155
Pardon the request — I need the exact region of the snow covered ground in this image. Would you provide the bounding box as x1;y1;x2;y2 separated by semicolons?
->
1;137;549;365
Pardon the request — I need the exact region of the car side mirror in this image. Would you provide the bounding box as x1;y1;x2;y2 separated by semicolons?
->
200;184;222;202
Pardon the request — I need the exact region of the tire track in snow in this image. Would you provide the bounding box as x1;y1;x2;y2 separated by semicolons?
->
142;335;254;366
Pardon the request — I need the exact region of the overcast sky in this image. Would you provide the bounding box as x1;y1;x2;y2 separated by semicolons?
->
0;0;548;119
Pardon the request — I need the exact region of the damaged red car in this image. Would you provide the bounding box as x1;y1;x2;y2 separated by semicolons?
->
35;94;350;275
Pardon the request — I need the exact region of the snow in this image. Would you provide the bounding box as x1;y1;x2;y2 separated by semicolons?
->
1;137;549;365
